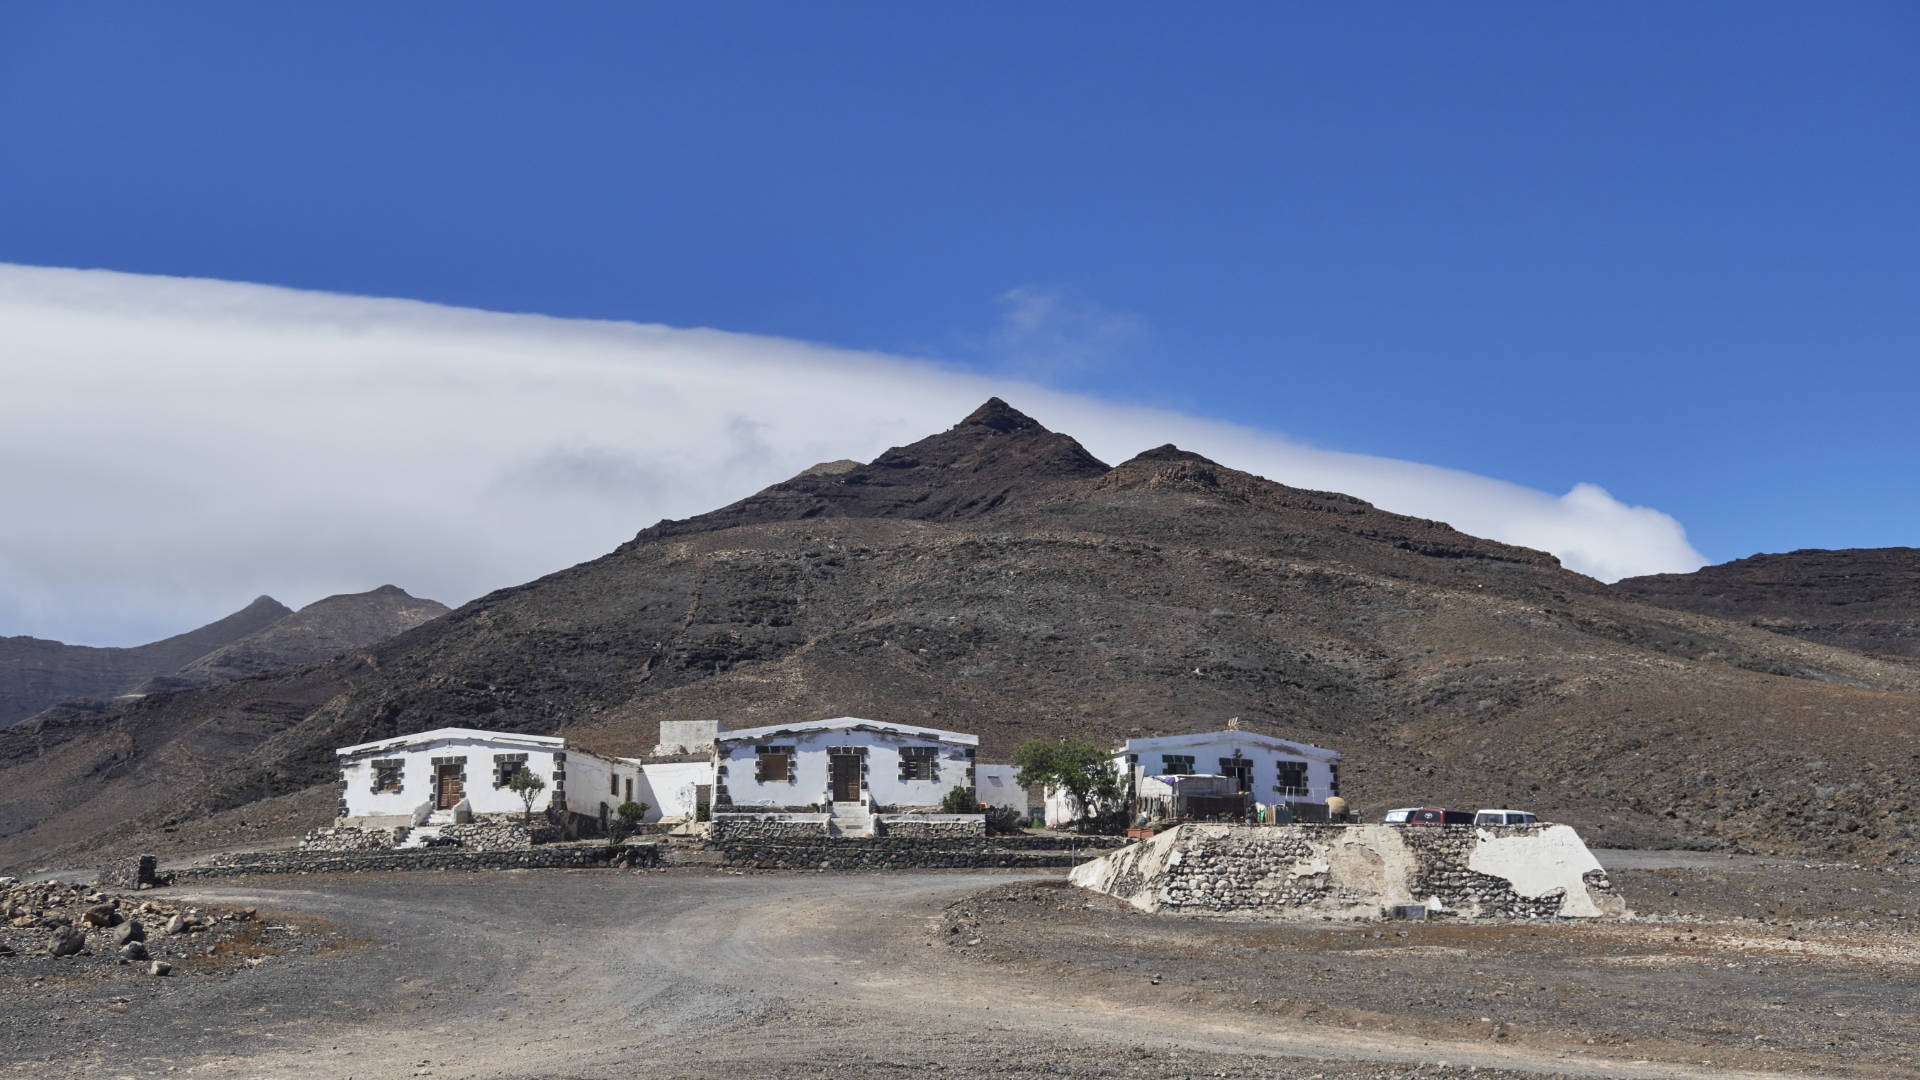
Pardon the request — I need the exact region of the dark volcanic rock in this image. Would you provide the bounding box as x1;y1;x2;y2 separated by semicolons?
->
1616;548;1920;658
4;400;1920;871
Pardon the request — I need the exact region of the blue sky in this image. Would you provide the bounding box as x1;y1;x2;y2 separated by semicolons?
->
2;3;1917;640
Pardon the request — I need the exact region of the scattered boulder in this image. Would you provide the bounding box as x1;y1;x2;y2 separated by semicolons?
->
113;920;145;946
164;914;189;935
148;960;171;977
48;926;86;957
83;904;119;927
118;941;148;963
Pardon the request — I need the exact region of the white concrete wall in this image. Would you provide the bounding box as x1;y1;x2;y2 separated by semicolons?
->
341;737;568;819
974;765;1026;812
637;760;713;821
1123;733;1338;810
718;726;974;809
653;719;719;756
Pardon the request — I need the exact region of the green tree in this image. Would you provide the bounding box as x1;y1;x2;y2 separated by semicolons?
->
506;768;546;827
1011;738;1120;826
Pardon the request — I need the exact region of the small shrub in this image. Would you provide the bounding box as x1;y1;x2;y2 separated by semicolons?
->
939;786;979;814
983;805;1025;836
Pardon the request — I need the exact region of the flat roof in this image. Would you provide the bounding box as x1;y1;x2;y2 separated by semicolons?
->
716;715;979;746
335;727;566;757
1119;729;1340;761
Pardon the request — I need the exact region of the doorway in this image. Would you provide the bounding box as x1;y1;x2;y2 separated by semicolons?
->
436;763;464;809
830;753;862;802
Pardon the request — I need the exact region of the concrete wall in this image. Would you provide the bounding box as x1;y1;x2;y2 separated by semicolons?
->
973;765;1026;811
716;725;975;810
341;737;570;819
637;760;713;821
654;719;720;756
1069;823;1626;920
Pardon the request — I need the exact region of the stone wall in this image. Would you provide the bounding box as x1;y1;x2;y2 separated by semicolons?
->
873;815;985;838
166;843;659;881
708;814;830;842
300;825;399;852
709;836;1098;871
301;816;554;852
1070;823;1628;920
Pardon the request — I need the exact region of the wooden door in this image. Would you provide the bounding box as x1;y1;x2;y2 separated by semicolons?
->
437;765;464;809
829;754;861;802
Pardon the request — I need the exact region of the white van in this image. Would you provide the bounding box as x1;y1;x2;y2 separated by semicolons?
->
1473;809;1538;826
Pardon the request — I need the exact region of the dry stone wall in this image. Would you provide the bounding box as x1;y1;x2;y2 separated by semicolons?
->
168;843;657;881
712;836;1097;870
1070;823;1627;920
874;815;985;838
708;814;829;842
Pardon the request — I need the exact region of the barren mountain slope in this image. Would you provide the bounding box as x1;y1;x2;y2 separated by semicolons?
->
1617;547;1920;658
3;401;1918;870
134;585;451;693
0;596;291;728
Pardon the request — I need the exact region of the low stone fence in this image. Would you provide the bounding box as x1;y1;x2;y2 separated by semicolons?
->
709;836;1100;871
300;816;558;852
873;815;985;838
709;814;830;842
167;843;660;881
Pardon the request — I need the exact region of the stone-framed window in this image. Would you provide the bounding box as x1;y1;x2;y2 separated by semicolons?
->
1219;753;1252;793
1275;759;1309;798
371;759;404;793
1159;754;1196;775
900;745;939;783
492;753;530;788
754;745;796;783
610;771;620;796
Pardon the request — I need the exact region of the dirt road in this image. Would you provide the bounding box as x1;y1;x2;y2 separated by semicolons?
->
2;867;1908;1079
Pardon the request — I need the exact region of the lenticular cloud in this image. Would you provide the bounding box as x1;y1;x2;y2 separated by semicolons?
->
0;263;1705;645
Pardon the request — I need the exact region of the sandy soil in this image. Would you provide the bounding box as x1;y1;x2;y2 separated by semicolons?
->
0;857;1914;1079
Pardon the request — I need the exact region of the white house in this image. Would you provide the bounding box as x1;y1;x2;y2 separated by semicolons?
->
713;716;978;811
1044;729;1341;827
334;727;714;834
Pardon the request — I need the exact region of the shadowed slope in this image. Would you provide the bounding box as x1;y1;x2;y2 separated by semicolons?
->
1617;548;1920;658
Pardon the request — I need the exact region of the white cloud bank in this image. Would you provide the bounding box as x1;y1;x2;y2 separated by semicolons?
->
0;264;1706;646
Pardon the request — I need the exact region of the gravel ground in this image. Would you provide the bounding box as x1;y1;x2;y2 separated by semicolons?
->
0;859;1911;1079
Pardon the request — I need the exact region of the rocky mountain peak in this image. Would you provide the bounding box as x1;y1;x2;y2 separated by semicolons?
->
956;396;1044;434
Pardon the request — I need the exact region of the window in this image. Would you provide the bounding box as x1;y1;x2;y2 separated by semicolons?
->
625;777;633;802
900;746;938;782
754;745;795;783
611;771;619;796
492;753;530;788
371;759;404;794
1160;754;1196;774
1220;756;1252;793
1275;760;1309;798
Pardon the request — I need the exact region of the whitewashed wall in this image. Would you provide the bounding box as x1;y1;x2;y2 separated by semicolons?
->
1044;732;1340;827
718;726;976;809
339;734;645;826
974;764;1027;812
341;736;567;819
1124;733;1338;809
637;760;713;821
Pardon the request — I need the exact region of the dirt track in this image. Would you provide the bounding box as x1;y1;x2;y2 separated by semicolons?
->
2;862;1915;1079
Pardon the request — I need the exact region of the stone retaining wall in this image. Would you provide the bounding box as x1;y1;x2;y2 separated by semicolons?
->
1070;823;1628;920
708;814;830;842
710;836;1098;870
873;815;985;838
167;843;659;881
